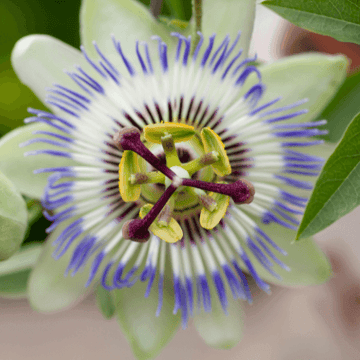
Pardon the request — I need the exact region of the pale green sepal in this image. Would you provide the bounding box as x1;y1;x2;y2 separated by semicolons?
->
96;285;116;320
28;219;102;313
0;170;28;260
253;54;348;124
248;222;332;287
0;123;76;199
11;34;91;106
202;0;256;57
194;286;245;349
112;279;181;360
80;0;176;72
0;243;42;276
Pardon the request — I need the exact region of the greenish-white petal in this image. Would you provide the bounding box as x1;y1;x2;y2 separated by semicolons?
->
194;286;245;349
11;34;91;105
0;123;76;199
28;219;97;313
112;279;181;360
0;170;28;260
80;0;175;71
255;54;348;123
251;222;332;287
202;0;256;57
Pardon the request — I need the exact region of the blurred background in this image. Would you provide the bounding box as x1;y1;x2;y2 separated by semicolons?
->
1;1;360;359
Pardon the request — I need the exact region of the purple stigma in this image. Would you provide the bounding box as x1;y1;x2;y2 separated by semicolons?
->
182;178;255;204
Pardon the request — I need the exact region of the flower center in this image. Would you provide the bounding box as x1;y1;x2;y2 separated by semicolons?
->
113;124;255;243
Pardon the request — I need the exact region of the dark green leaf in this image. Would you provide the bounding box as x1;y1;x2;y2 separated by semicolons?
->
319;70;360;143
262;0;360;45
297;112;360;240
0;269;30;299
95;285;116;320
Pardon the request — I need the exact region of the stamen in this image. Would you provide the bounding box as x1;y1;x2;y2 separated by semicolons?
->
182;178;255;204
161;133;181;167
113;127;176;179
122;184;178;242
182;151;219;175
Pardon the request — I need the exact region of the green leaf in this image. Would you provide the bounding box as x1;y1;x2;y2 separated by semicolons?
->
0;123;76;199
112;279;181;360
95;285;116;320
0;170;28;260
297;112;360;240
318;70;360;143
194;286;245;349
0;269;31;299
262;0;360;45
254;54;348;124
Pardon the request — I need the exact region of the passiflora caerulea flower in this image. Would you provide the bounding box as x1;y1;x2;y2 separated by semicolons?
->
1;0;347;357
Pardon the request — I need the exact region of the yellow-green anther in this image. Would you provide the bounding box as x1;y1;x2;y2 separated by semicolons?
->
144;122;195;144
130;171;165;185
182;151;219;175
140;204;183;243
119;150;141;202
161;133;181;167
200;187;230;230
200;127;232;176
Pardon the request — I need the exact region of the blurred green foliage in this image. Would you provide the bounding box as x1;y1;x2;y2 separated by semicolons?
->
0;0;191;137
0;0;83;135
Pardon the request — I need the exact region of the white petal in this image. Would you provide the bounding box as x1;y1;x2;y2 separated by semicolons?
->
80;0;175;68
11;35;92;105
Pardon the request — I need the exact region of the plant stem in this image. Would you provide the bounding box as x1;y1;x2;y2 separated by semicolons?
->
191;0;202;52
150;0;163;18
